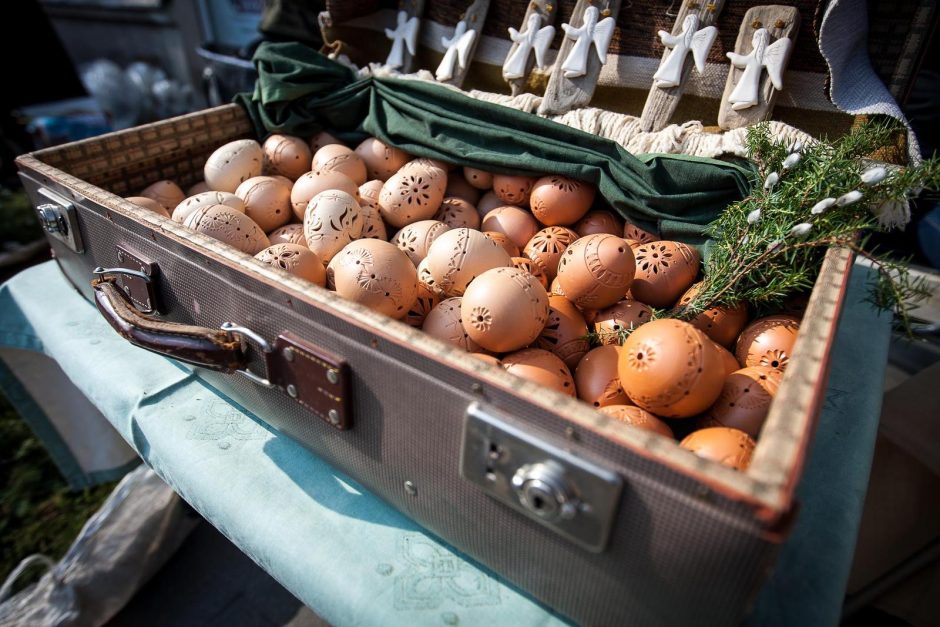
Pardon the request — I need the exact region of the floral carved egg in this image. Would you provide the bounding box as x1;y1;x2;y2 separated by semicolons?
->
575;210;622;237
140;180;185;211
254;243;326;286
434;197;481;230
523;226;579;281
701;366;782;438
575;345;630;408
492;174;536;206
173;191;245;223
481;206;540;250
679;427;756;471
735;315;800;370
501;348;576;397
235;176;292;232
392;220;451;266
676;283;749;347
463;167;493;190
312;144;367;186
357;179;389;241
534;295;590;370
593;298;653;345
599;405;674;438
263;134;311;181
185;204;270;255
425;228;513;297
529;175;595;226
556;234;636;310
405;282;442;328
354;137;410;181
332;239;417;319
460;267;549;353
423;297;484;352
267;224;307;247
631;241;701;308
416;258;445;297
379;161;447;228
204;139;263;193
618;319;725;418
290;171;358;220
483;231;520;257
303;190;363;262
510;257;549;290
623;221;659;247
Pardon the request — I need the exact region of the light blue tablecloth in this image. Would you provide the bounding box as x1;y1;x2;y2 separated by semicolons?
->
0;261;890;626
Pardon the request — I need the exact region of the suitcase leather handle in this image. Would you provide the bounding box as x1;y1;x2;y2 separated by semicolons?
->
92;277;246;372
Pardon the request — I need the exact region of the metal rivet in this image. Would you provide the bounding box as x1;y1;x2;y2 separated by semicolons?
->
404;480;417;496
565;426;579;441
328;409;340;424
774;19;785;28
471;382;483;394
287;384;298;398
283;347;295;362
752;19;763;28
327;369;339;384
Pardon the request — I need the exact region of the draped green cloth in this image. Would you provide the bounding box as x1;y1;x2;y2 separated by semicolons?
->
235;42;754;242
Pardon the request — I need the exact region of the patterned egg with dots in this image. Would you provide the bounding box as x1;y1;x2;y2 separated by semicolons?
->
460;266;549;353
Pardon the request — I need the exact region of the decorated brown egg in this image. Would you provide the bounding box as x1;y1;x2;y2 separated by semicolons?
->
392;220;451;266
679;427;756;471
173;191;245;223
735;315;800;370
631;241;701;308
235;176;292;232
379;161;447;228
460;267;549;352
529;175;595;226
482;231;520;257
534;295;590;370
593;298;653;345
332;239;417;319
434;197;481;230
623;221;658;247
405;281;442;328
416;258;445;297
425;228;513;297
476;191;504;217
492;174;536;206
308;131;342;153
445;175;480;205
575;210;622;237
470;353;502;367
481;206;540;250
354;137;410;181
356;180;388;240
254;243;326;286
140;180;185;211
125;196;170;218
550;277;565;297
575;345;630;408
185;204;270;254
267;223;307;247
676;283;749;347
701;366;782;438
187;181;210;196
510;257;549;290
423;297;484;352
290;171;358;220
271;175;293;189
501;348;575;396
463;167;493;190
713;341;741;377
556;234;636;310
599;405;674;438
262;134;311;181
303;190;363;262
618;319;725;418
523;226;579;281
312;144;367;186
204;139;263;193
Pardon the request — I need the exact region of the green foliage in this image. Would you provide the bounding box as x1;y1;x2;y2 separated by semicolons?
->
0;188;41;245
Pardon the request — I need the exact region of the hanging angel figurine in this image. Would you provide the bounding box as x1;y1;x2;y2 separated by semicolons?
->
384;10;420;70
652;14;718;88
435;20;477;82
726;28;792;110
560;6;616;79
503;13;556;80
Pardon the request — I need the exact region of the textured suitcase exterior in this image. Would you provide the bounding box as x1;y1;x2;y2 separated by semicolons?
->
16;104;852;626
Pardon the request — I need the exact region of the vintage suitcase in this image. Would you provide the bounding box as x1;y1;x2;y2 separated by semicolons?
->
15;28;860;626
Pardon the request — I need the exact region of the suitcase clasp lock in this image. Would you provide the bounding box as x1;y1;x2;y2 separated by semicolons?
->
36;187;83;253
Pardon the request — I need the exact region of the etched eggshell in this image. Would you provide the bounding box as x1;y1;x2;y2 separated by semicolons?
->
423;297;484;352
185;204;270;255
463;167;493;190
309;131;342;153
140;180;185;211
501;348;575;397
476;191;504;218
550;276;565;297
379;162;447;228
461;267;549;353
481;206;540;249
619;319;725;418
267;223;308;247
576;345;630;408
187;181;210;196
735;315;800;370
290;170;358;220
713;341;741;377
576;210;623;237
482;231;520;258
405;281;442;327
593;298;653;345
556;234;636;310
235;176;292;232
445;175;481;205
599;405;674;438
535;295;590;370
254;243;326;286
263;134;311;181
492;174;536;206
623;221;659;247
510;257;549;290
354;137;410;181
677;283;749;347
523;226;579;281
392;220;451;266
204;139;263;192
417;258;445;297
679;427;755;471
125;196;170;218
701;366;782;438
529;176;595;226
357;179;389;240
434;197;481;230
172;191;244;223
631;241;701;308
426;228;513;297
303;190;363;262
312;144;367;185
332;239;417;319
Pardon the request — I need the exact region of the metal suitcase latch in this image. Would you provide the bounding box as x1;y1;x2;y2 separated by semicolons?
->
36;187;83;253
461;403;623;552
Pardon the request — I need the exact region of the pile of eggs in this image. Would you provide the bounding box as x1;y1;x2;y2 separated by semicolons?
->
127;132;805;472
